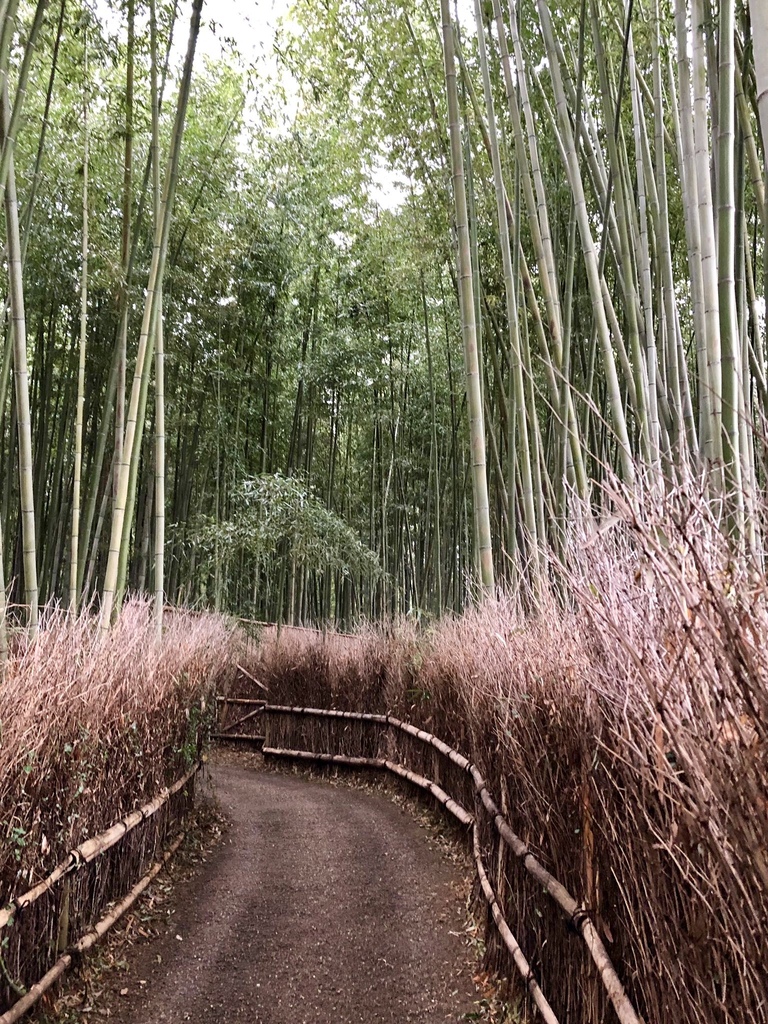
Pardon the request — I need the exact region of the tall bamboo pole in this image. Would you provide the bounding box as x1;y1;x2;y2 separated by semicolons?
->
70;31;89;610
421;271;442;612
0;0;48;199
652;0;690;461
537;0;634;483
671;4;710;456
747;0;768;376
152;0;165;637
440;0;494;593
749;0;768;180
101;0;203;629
20;0;65;264
1;91;37;635
717;0;744;518
115;0;135;504
692;0;723;465
505;0;562;347
589;0;652;469
473;0;539;580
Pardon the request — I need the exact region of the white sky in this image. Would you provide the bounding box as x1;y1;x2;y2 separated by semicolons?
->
189;0;292;69
95;0;474;210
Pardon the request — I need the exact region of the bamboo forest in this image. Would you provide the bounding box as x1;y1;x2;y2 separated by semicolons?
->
0;0;762;628
1;0;768;1022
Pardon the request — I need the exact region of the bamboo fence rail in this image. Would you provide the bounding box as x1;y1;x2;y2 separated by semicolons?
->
260;704;642;1024
0;763;198;933
0;832;185;1024
0;764;198;1019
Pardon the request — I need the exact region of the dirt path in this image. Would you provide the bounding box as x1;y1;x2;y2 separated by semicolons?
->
105;762;478;1023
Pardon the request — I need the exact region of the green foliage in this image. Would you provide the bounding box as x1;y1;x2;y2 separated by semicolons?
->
195;474;382;580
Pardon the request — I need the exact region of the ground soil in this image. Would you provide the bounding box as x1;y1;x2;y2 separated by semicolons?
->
97;754;479;1023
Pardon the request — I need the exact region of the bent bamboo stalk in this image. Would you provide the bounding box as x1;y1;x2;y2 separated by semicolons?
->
0;832;185;1024
0;762;198;931
384;760;473;826
473;824;560;1024
221;706;264;733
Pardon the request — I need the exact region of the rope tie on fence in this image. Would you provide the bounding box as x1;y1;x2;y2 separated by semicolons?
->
569;906;594;934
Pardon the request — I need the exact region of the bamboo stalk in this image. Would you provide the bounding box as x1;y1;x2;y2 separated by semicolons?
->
536;0;635;482
440;0;494;593
220;705;264;732
1;89;38;634
473;825;560;1024
472;0;539;581
70;30;89;610
692;0;723;466
101;0;203;629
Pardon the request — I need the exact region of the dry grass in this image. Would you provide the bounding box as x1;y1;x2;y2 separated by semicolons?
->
0;599;241;1011
243;495;768;1024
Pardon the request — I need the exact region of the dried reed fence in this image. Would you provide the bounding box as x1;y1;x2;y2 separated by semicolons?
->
0;764;198;1022
238;496;768;1024
263;705;639;1024
0;600;240;1014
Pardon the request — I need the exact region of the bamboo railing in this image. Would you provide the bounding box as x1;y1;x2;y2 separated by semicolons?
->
261;705;643;1024
213;695;266;742
0;763;199;1020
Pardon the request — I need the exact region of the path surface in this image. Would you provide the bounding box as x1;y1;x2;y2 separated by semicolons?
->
106;762;478;1024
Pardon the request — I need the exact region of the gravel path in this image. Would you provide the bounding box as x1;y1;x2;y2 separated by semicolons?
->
106;763;478;1024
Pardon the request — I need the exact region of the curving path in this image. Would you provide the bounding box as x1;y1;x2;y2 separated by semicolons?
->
106;761;478;1023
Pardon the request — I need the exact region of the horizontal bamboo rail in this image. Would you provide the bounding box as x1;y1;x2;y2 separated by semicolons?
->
263;704;389;723
0;831;186;1024
472;824;559;1024
0;763;199;932
215;697;267;706
213;732;265;745
263;746;385;769
260;704;642;1024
